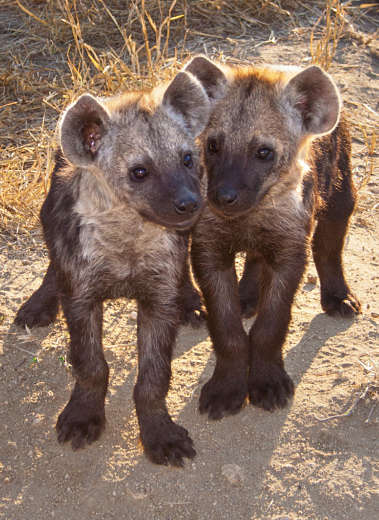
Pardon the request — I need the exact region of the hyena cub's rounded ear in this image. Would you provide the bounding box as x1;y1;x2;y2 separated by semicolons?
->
59;94;111;168
283;65;341;136
184;56;228;103
162;71;211;137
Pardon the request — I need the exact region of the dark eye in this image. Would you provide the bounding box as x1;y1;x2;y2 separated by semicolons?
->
130;166;148;182
207;138;219;154
183;152;193;168
256;147;274;161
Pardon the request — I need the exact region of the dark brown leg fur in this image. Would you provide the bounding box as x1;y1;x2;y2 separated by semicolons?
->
56;296;109;450
313;169;361;317
134;298;195;466
14;262;59;327
247;253;306;410
238;254;262;319
179;257;206;327
191;244;249;420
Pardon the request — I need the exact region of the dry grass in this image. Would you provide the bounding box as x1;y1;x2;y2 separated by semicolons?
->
1;0;187;233
353;122;378;191
310;0;346;70
0;0;376;234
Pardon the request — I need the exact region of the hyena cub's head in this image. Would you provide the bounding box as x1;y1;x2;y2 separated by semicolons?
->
59;65;225;230
188;60;341;218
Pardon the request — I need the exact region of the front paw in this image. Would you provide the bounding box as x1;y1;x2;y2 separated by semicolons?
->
249;358;294;411
140;414;196;467
199;368;248;420
56;397;105;450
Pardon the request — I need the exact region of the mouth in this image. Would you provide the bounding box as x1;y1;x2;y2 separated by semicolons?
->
140;210;201;231
207;199;253;219
170;216;200;230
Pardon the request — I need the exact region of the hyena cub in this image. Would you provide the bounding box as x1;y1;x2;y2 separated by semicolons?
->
15;66;223;466
186;57;361;419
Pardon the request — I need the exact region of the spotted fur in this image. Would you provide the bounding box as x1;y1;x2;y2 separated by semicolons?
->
14;65;227;466
185;57;361;419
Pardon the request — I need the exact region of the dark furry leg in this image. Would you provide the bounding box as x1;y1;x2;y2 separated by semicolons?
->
14;262;59;327
191;243;249;420
179;258;206;328
313;218;361;317
313;204;361;317
239;254;262;319
56;296;108;450
313;126;360;317
134;299;195;467
248;251;307;411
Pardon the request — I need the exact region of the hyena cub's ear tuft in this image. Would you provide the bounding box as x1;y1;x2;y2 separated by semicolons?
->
184;56;228;103
60;94;111;168
162;71;211;137
283;65;341;136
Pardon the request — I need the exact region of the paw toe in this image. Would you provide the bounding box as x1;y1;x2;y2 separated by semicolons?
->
249;365;294;411
323;292;361;318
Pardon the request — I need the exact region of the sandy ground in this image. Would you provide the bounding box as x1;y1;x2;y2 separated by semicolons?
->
1;15;378;520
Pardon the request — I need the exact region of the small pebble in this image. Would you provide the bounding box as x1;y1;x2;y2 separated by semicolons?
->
307;274;317;285
221;464;244;485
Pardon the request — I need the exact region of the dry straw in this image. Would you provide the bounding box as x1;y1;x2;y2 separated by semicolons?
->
310;0;346;70
0;0;376;233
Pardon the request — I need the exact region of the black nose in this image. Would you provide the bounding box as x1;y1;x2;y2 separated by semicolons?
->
216;186;238;206
174;189;200;215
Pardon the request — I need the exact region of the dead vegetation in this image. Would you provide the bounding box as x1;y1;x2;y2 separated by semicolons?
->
0;0;377;233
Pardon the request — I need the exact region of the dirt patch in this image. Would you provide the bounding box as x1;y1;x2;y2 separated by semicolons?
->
1;2;378;519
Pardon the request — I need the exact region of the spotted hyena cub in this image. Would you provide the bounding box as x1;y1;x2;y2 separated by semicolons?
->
15;64;225;466
185;57;361;419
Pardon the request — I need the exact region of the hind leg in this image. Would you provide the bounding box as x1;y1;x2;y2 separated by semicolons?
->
14;262;60;327
179;257;206;328
312;180;361;317
238;253;262;319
